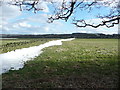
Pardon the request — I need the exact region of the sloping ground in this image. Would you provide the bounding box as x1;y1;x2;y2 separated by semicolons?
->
2;39;119;88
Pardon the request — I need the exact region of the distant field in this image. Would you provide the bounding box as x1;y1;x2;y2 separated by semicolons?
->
0;38;56;54
2;39;118;88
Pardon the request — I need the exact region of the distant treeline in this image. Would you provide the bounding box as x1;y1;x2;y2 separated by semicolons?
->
1;33;120;39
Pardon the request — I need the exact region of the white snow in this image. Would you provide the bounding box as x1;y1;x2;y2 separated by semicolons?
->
0;38;75;74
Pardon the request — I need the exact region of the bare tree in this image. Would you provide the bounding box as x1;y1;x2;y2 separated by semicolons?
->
2;0;120;28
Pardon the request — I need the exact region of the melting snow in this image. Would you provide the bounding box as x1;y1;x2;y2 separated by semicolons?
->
0;38;75;74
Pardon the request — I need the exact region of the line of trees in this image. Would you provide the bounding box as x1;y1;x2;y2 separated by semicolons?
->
1;33;119;39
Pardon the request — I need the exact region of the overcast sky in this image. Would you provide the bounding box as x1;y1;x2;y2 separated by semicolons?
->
0;0;118;35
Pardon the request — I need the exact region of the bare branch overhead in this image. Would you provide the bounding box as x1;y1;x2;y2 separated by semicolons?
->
2;0;120;28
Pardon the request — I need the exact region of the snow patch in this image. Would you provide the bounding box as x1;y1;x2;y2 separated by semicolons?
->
0;38;75;74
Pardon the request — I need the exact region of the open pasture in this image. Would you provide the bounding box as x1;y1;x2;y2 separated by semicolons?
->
2;39;118;88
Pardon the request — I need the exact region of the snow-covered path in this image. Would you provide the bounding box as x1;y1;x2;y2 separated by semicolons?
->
0;38;75;74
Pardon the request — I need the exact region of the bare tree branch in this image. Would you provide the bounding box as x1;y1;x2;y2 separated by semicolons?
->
72;15;120;28
48;0;77;22
2;0;120;28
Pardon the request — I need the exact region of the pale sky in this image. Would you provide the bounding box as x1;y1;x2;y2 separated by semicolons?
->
0;0;119;35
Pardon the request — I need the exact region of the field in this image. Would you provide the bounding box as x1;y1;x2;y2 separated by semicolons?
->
0;38;55;54
1;38;119;88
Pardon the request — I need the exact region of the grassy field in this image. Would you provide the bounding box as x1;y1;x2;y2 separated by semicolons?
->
2;39;119;88
0;38;55;54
